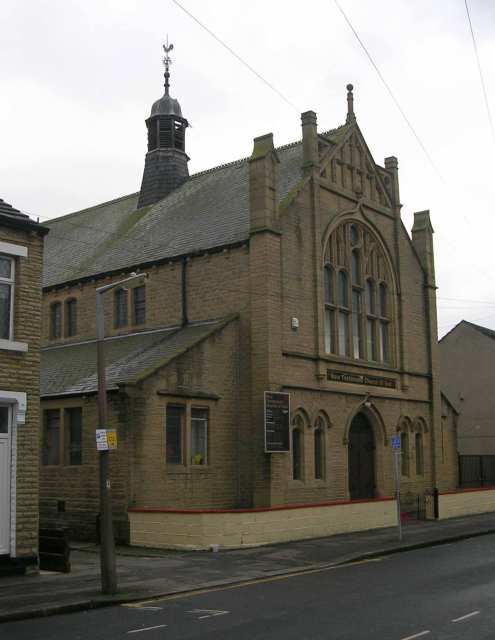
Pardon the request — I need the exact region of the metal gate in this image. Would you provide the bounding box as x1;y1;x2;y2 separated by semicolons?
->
400;489;438;520
459;455;495;488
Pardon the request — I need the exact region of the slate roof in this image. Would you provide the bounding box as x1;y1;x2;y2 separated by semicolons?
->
439;319;495;344
41;317;235;397
464;320;495;341
0;197;49;236
43;125;349;289
0;198;28;220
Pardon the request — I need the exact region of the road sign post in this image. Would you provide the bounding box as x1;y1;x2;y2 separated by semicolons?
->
391;435;402;541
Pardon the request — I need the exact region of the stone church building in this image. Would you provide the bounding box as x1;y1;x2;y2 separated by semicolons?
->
39;46;457;547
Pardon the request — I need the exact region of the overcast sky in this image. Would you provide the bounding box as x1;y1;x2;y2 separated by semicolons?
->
1;0;494;337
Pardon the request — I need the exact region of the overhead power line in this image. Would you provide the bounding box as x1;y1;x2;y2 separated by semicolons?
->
464;0;495;145
333;0;443;181
171;0;300;113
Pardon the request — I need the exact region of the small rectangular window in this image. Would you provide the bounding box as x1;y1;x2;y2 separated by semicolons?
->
50;302;62;339
132;286;146;325
166;405;184;464
43;409;60;465
66;299;77;337
191;408;208;465
114;289;128;328
65;407;82;465
0;256;14;340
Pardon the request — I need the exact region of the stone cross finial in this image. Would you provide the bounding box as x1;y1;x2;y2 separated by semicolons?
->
346;83;356;124
162;37;174;96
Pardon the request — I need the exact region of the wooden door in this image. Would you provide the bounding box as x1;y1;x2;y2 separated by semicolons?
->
348;413;375;500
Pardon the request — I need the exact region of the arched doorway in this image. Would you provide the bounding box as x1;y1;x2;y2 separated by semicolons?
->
348;413;375;500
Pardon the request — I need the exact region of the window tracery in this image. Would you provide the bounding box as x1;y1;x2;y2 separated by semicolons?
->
323;221;393;364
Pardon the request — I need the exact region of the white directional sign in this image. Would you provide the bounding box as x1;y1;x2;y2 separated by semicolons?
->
96;428;118;451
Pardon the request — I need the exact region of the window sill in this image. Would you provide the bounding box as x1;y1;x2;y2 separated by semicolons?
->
166;464;211;475
288;478;305;487
0;339;28;353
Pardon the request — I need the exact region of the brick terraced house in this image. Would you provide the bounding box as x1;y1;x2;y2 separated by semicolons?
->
39;47;457;548
0;198;48;572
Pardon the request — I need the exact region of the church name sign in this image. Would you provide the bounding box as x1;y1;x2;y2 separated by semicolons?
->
326;369;396;389
264;391;290;453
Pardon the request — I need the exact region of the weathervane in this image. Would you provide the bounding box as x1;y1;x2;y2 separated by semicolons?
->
162;36;174;96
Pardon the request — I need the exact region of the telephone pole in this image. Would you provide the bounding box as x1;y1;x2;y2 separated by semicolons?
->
95;272;147;594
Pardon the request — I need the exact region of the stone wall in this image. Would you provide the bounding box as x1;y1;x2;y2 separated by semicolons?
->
438;487;495;519
129;497;396;550
0;222;45;562
39;394;131;542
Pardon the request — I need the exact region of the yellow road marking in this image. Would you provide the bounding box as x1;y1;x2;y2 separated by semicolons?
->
122;556;385;609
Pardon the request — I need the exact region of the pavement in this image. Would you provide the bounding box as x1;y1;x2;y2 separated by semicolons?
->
1;511;495;624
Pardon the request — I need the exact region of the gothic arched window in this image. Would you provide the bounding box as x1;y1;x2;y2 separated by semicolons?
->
292;414;304;481
323;221;394;365
314;417;325;480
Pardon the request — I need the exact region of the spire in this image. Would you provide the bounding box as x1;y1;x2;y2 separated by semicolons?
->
163;37;173;97
346;83;356;124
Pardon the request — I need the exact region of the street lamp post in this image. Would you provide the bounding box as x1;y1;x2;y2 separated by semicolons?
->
95;272;147;595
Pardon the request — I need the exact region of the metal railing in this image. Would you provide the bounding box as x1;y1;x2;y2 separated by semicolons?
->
458;454;495;488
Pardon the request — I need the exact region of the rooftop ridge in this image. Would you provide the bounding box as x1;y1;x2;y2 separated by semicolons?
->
45;122;348;224
188;137;304;181
187;124;347;181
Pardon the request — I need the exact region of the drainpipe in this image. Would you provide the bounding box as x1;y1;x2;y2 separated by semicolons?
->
181;258;188;326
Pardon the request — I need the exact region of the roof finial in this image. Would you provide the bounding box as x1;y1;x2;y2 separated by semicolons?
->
162;36;174;96
346;83;356;124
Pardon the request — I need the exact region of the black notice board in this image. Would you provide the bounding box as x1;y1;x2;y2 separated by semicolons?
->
264;391;290;453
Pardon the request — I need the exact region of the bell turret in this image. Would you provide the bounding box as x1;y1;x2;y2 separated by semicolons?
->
138;41;189;209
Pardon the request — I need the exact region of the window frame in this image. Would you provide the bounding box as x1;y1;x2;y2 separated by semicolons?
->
415;431;424;476
164;402;211;469
314;420;325;480
42;408;61;466
291;414;305;481
324;264;335;354
292;427;302;481
0;254;15;342
165;404;185;465
401;430;409;477
65;407;83;465
322;221;394;366
190;407;208;465
114;288;129;329
132;285;146;326
42;405;84;466
50;301;62;340
65;298;78;338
